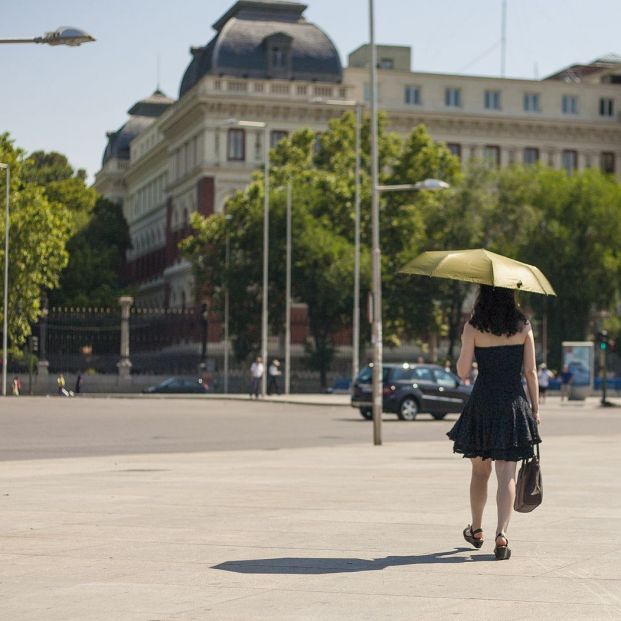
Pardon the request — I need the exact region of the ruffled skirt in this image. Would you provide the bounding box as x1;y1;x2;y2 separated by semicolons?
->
447;391;541;461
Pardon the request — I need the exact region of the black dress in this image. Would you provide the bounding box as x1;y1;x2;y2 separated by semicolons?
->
447;344;541;461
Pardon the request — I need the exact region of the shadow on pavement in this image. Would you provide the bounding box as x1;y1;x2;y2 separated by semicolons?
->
213;548;491;574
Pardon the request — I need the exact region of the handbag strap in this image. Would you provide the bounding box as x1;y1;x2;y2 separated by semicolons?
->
535;442;540;460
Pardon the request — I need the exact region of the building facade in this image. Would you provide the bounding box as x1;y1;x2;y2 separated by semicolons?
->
95;0;621;311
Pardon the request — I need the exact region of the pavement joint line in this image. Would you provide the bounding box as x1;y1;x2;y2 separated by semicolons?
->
165;582;621;608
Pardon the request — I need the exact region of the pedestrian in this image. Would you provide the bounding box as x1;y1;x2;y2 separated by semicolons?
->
537;363;554;404
11;376;21;396
249;356;264;399
444;359;452;373
267;359;282;395
447;285;541;561
57;374;66;396
75;371;83;395
560;364;573;402
416;356;425;364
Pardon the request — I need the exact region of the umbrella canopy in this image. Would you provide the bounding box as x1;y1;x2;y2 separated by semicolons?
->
400;248;556;296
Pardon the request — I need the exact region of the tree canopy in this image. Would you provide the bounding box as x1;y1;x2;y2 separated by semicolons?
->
183;113;621;380
0;135;73;352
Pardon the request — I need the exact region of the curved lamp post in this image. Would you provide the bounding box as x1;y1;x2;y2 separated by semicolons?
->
0;26;95;46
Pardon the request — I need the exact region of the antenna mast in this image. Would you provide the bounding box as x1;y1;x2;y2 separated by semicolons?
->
501;0;507;77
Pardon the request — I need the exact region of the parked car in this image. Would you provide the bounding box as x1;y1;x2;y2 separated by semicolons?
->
143;377;208;394
351;363;472;420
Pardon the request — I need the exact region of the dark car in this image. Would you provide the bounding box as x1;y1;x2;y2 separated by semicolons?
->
351;363;472;421
143;377;208;394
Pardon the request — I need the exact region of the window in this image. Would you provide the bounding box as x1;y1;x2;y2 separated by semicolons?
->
379;57;394;70
271;47;285;68
601;151;616;174
600;97;615;117
484;90;501;110
447;143;462;159
523;147;539;165
433;369;458;388
562;149;577;175
562;94;578;115
227;128;245;161
445;87;461;107
523;93;540;112
404;85;421;105
296;85;307;96
270;130;288;148
356;366;389;383
254;130;263;160
483;145;500;167
412;367;433;382
391;368;418;381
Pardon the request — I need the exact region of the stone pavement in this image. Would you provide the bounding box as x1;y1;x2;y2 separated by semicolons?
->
1;416;620;619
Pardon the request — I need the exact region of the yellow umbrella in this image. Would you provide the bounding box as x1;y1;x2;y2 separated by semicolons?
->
400;248;556;295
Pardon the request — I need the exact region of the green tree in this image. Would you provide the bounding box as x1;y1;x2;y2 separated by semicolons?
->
22;150;96;233
0;134;72;351
182;115;460;384
49;196;131;308
519;167;621;366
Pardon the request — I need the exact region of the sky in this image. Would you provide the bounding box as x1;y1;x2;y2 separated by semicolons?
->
2;0;621;181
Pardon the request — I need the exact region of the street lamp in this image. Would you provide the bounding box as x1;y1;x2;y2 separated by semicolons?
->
368;0;451;445
223;214;233;394
285;181;292;395
311;97;364;383
223;118;269;395
0;26;95;46
0;164;8;396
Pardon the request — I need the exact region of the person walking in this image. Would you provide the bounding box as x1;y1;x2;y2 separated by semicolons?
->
447;285;541;560
559;364;573;402
249;356;264;399
267;359;282;396
537;363;554;404
11;376;21;396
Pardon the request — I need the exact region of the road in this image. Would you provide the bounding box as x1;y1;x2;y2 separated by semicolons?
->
1;395;619;460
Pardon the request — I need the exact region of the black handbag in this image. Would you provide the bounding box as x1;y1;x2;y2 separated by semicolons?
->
514;443;542;513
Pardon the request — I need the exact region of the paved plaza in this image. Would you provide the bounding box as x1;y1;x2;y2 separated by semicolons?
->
1;396;620;620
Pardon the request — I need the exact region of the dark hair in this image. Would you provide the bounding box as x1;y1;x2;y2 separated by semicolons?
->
468;285;528;337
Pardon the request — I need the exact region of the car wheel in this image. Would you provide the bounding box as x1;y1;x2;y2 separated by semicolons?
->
359;408;372;420
398;397;419;421
431;412;447;420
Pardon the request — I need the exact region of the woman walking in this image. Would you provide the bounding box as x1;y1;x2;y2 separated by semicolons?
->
447;285;541;560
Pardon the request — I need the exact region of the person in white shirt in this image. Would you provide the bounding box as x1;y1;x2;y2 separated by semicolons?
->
249;356;264;399
268;359;282;395
537;363;554;404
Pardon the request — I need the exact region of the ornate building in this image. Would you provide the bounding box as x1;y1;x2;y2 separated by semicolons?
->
95;0;621;310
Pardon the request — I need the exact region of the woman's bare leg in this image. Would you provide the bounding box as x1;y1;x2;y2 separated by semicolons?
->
469;457;492;537
495;460;517;541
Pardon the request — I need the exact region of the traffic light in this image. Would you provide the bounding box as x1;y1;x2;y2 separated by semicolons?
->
596;330;609;351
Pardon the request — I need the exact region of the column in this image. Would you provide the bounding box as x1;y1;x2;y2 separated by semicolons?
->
117;296;134;380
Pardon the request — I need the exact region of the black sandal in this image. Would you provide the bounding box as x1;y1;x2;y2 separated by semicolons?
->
463;525;484;549
494;532;511;560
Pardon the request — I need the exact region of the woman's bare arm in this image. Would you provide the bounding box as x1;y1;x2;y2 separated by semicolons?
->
457;323;475;381
523;326;540;422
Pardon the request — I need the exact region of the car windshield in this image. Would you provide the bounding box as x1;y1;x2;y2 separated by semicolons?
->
356;366;389;383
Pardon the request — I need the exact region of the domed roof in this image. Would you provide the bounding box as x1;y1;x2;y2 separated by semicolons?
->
179;1;342;98
102;90;174;165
